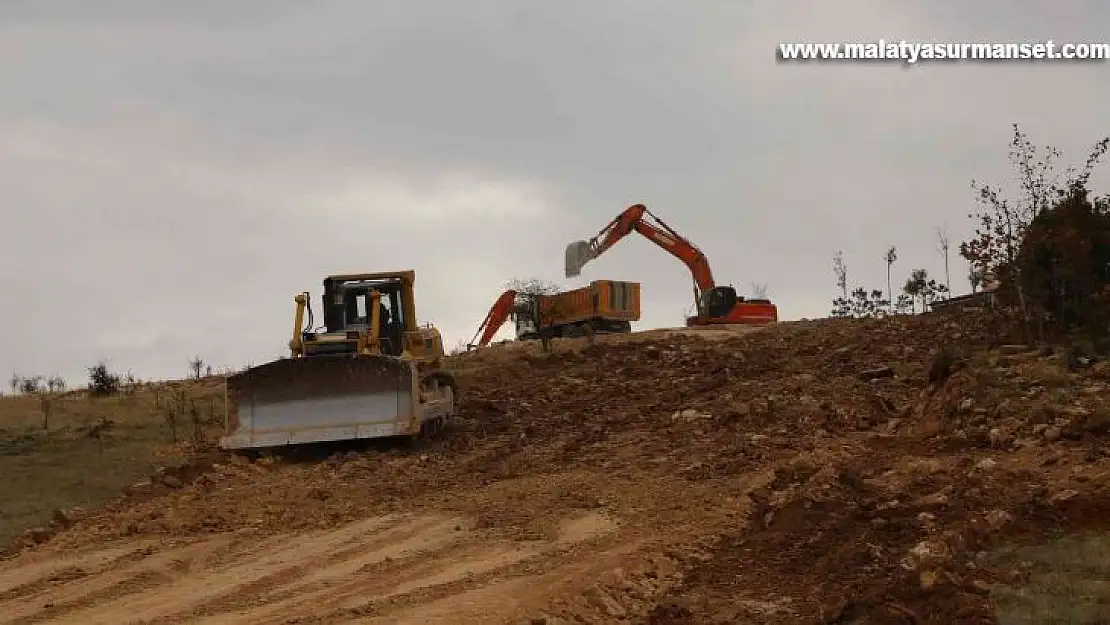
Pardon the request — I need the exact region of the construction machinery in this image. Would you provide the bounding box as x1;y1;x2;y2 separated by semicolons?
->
565;204;778;326
220;270;457;450
469;280;641;348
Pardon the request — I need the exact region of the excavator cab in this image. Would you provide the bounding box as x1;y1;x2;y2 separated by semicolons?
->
703;286;739;318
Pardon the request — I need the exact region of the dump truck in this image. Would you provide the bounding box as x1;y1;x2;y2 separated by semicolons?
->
220;270;457;450
469;279;640;348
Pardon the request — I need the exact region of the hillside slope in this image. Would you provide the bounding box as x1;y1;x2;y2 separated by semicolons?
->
1;313;1108;624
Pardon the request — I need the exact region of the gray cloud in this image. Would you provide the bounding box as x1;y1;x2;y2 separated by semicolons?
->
2;0;1108;384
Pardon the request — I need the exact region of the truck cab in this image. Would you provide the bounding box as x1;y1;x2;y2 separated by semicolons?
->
511;295;540;340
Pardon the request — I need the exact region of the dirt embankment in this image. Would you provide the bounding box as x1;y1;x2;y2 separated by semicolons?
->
2;312;1109;624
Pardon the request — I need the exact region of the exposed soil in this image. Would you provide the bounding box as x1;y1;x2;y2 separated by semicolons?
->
3;312;1109;624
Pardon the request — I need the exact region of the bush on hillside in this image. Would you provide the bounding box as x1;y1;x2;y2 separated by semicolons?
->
87;362;121;397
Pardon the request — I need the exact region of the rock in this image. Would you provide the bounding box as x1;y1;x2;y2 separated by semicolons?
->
797;395;822;415
161;475;183;489
919;569;940;590
1062;406;1091;419
24;527;53;545
901;539;952;571
51;507;86;528
985;510;1013;531
859;365;895;381
917;492;950;508
127;479;153;493
582;586;626;618
988;428;1011;448
959;398;974;413
998;344;1033;355
673;409;710;422
731;402;751;417
1032;423;1050;436
1091;360;1110;378
970;580;993;594
1049;489;1079;504
975;458;998;471
1043;426;1062;442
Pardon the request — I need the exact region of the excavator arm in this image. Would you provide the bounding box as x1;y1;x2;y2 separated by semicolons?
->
467;289;518;349
566;203;716;308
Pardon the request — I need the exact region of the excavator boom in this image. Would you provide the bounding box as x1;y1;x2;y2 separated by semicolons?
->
468;289;518;349
565;203;777;326
566;204;715;292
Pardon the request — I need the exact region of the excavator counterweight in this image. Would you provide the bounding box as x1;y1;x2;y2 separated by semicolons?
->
565;204;777;326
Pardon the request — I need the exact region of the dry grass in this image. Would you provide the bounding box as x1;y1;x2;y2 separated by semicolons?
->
989;533;1110;624
0;378;225;545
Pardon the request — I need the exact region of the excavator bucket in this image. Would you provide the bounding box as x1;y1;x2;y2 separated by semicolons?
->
565;240;593;278
221;354;420;450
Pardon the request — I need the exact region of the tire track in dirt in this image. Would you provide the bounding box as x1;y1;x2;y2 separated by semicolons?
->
175;515;473;624
0;511;632;625
0;542;157;602
28;515;409;625
1;538;235;624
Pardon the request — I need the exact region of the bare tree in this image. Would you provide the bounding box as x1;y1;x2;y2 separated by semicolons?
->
968;266;982;294
505;278;562;352
936;226;951;297
832;251;848;300
751;282;769;299
188;356;204;380
831;251;850;317
884;246;897;313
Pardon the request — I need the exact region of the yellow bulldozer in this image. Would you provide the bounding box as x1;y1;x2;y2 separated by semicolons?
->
220;270;457;451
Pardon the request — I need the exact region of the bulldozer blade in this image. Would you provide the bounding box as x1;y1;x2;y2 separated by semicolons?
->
565;240;593;278
220;354;421;450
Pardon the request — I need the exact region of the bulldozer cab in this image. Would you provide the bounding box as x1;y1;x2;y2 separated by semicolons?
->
322;274;411;356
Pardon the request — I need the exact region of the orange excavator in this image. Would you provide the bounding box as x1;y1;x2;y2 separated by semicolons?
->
565;203;777;326
469;289;523;348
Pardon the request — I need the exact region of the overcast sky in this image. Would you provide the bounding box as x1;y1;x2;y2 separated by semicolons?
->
3;0;1108;386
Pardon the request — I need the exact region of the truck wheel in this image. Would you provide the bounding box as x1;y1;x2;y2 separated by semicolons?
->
419;417;442;440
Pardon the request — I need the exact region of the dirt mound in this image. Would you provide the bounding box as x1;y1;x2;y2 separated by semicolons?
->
3;311;1109;623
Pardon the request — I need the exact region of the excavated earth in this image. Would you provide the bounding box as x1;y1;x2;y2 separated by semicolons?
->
3;312;1110;624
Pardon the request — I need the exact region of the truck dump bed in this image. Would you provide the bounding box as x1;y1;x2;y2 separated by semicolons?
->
539;280;640;330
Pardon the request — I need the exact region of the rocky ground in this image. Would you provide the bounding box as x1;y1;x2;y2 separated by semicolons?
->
2;311;1108;624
